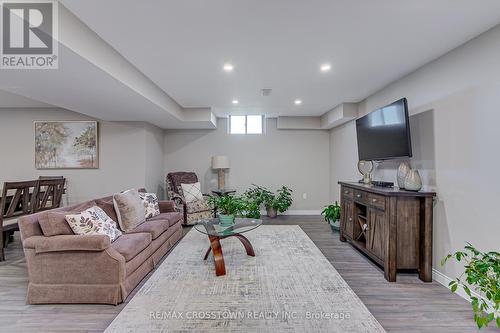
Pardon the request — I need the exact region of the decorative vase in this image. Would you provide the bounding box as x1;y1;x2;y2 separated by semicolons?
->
397;161;411;189
266;207;278;218
219;214;235;226
404;169;422;191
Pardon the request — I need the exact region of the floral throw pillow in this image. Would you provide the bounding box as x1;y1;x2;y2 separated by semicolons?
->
139;192;160;219
65;206;122;242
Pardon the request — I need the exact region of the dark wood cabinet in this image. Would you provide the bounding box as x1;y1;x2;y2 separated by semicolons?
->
367;207;385;260
339;182;436;282
343;200;354;239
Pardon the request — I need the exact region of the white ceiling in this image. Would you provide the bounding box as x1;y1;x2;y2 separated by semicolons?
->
61;0;500;117
0;90;53;108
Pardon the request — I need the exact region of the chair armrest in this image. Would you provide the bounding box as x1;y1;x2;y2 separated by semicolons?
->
23;235;111;254
158;200;176;213
170;194;186;206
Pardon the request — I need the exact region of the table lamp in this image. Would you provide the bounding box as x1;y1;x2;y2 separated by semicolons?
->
212;156;230;190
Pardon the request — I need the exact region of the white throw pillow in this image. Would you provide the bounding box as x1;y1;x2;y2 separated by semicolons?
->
139;192;161;219
181;182;203;203
65;206;122;242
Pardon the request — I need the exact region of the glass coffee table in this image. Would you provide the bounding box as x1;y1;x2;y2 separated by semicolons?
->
194;218;262;276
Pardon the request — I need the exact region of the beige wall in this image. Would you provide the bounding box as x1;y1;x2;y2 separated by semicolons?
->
330;24;500;278
164;118;330;211
0;108;165;204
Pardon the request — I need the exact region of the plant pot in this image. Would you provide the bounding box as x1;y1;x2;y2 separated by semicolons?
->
329;219;340;231
266;207;278;218
219;214;235;226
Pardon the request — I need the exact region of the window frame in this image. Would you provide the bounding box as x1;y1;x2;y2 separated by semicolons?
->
229;115;264;135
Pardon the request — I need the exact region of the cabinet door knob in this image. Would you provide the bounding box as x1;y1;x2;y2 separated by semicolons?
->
356;194;361;198
344;190;349;194
349;218;352;221
372;198;377;202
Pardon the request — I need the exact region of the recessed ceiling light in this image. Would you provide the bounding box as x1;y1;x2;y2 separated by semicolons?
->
223;63;234;72
232;99;239;104
320;63;331;72
294;99;302;105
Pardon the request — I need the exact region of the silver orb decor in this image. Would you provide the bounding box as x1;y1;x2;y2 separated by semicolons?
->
397;161;411;189
404;169;422;191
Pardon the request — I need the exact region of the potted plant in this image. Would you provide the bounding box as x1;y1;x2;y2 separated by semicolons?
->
441;243;500;329
207;195;245;226
245;185;293;218
321;201;341;231
241;194;261;219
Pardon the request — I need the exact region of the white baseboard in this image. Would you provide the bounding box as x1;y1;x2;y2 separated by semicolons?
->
259;210;322;216
432;268;494;312
284;210;322;215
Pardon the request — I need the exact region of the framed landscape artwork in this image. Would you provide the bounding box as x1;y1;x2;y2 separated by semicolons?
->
34;121;99;169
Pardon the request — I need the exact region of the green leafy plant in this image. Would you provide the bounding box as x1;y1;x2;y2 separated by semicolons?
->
245;184;293;214
322;201;341;223
441;243;500;329
241;194;261;219
207;195;245;217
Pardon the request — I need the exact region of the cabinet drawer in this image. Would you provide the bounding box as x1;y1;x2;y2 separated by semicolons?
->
368;193;386;210
353;190;368;204
342;187;354;199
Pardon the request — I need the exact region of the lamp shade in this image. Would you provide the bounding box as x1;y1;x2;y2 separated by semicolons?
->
212;155;230;169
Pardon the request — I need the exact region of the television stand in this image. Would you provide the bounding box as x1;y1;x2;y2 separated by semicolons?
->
338;181;436;282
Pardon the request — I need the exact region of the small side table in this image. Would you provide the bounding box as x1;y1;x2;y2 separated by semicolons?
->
211;189;236;197
194;218;262;276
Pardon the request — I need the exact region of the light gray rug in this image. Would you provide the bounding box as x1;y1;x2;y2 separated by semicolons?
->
105;225;385;332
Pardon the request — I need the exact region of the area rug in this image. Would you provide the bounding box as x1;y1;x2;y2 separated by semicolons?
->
105;225;385;332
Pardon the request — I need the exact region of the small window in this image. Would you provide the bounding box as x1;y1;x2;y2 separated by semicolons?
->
229;115;263;134
229;115;246;134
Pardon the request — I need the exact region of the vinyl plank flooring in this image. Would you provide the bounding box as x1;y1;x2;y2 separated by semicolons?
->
0;216;494;332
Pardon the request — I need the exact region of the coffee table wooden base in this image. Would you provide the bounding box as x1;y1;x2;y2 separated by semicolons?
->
203;234;255;276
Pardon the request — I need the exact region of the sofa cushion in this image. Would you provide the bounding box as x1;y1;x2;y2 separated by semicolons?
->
148;212;183;227
128;219;169;240
138;192;160;219
111;232;151;261
95;199;118;223
113;189;146;232
39;211;75;236
65;206;122;242
158;200;175;213
38;201;96;236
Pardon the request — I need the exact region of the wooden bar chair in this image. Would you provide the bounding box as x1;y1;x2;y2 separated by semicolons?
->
35;178;66;212
0;180;39;261
38;176;68;205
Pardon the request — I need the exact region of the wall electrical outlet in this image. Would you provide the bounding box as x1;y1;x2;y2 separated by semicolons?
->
302;193;307;199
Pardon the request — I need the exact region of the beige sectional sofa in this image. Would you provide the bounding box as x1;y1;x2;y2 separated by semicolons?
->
18;191;183;305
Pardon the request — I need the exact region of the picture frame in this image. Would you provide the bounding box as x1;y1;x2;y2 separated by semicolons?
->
34;120;99;169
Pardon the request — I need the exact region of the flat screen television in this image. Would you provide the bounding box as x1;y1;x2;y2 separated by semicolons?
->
356;98;412;161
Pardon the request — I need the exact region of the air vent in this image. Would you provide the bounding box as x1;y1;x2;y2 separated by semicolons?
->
261;88;272;97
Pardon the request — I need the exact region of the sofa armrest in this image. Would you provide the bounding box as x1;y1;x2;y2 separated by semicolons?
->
23;234;111;254
158;200;176;213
